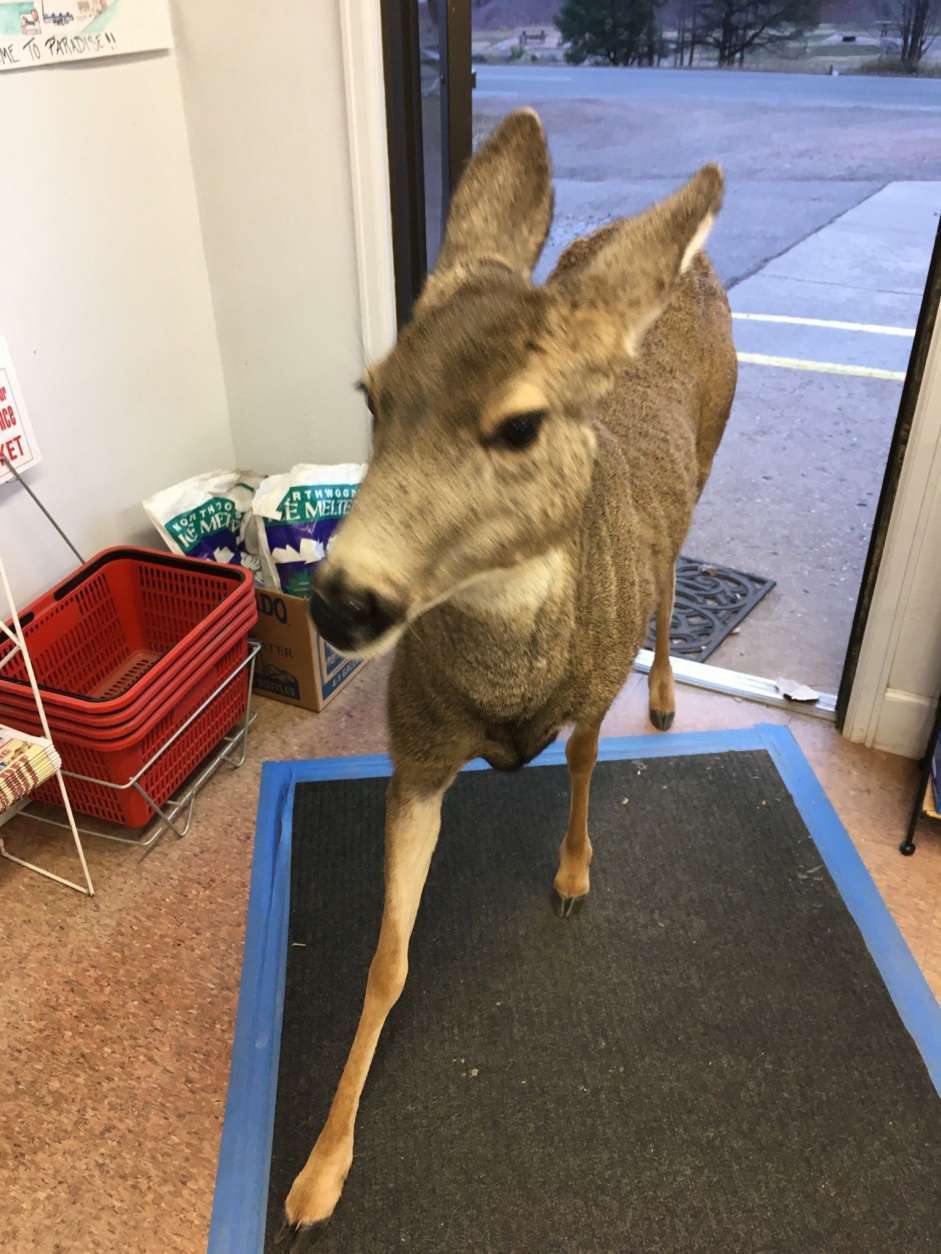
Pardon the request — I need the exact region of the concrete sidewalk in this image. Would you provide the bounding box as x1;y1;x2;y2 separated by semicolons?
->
535;177;883;289
685;182;941;692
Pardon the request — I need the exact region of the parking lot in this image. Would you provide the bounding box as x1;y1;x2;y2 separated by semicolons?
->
474;66;941;691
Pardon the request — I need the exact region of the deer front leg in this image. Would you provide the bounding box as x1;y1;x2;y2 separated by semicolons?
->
284;772;448;1236
649;562;676;731
554;722;600;918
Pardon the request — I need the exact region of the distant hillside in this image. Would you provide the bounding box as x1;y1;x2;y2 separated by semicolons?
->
819;1;874;20
472;0;561;30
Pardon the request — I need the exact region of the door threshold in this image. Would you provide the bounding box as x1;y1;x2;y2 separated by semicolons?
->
634;649;837;722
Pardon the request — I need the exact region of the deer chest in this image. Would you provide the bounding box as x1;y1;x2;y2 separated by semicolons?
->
480;717;561;773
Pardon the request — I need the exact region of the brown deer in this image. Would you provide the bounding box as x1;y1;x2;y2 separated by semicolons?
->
288;109;736;1237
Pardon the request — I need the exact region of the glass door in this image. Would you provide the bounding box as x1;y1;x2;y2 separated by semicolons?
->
377;2;939;729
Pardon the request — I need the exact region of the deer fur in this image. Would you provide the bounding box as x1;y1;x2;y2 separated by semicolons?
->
287;109;737;1239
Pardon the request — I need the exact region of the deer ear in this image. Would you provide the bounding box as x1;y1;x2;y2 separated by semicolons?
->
425;109;553;296
547;164;724;357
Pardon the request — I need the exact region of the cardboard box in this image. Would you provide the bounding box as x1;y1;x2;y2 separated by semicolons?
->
251;589;366;711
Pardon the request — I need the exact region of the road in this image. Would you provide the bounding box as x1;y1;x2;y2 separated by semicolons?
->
475;64;941;111
473;64;941;284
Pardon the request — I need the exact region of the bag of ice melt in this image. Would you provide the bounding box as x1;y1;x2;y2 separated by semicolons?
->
252;463;367;596
143;470;263;581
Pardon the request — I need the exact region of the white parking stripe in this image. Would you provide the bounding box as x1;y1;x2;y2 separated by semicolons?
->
732;312;915;337
736;352;907;382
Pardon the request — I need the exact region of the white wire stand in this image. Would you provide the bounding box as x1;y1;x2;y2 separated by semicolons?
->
0;553;95;896
21;642;260;853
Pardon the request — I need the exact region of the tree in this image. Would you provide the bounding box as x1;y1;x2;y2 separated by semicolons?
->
695;1;820;67
873;0;941;71
556;0;665;66
673;0;710;65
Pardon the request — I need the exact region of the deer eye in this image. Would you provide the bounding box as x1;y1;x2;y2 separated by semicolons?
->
490;410;546;452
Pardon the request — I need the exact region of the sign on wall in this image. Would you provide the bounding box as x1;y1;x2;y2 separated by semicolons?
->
0;338;42;483
0;0;172;72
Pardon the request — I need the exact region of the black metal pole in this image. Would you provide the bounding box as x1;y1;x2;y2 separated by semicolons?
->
899;694;941;855
440;0;473;206
380;0;428;325
1;457;84;564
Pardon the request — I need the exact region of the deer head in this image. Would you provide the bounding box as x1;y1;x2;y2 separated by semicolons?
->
309;109;723;657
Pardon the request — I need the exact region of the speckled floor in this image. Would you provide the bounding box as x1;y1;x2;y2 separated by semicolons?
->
1;664;938;1253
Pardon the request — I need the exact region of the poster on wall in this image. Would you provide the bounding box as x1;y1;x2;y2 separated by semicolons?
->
0;338;42;484
0;0;172;72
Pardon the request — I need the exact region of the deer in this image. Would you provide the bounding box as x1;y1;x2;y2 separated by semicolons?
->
287;108;737;1240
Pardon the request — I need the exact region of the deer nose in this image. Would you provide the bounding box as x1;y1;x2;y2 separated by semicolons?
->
309;573;401;653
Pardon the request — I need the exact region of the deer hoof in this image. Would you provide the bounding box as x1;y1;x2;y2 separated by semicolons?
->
276;1218;330;1252
284;1149;350;1238
649;707;675;732
554;891;585;918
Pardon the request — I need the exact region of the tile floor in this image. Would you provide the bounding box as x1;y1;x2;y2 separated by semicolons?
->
1;664;938;1253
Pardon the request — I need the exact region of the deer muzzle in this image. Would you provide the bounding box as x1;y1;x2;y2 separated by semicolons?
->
309;568;403;656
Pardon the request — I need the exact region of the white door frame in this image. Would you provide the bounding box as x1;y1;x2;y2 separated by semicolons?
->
338;4;939;755
843;307;941;758
338;0;397;364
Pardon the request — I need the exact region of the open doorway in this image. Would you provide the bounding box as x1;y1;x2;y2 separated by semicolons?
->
383;0;941;721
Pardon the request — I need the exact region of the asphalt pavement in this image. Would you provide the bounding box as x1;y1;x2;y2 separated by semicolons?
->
475;64;941;112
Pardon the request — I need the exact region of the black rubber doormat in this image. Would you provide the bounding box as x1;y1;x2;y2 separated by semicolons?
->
644;555;775;660
210;728;941;1253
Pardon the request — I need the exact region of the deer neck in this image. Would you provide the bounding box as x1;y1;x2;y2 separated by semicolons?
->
406;526;587;725
448;545;574;629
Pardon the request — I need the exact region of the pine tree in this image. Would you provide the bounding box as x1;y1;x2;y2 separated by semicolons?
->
556;0;664;66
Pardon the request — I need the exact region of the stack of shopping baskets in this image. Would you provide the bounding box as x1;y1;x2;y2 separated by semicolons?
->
0;548;257;827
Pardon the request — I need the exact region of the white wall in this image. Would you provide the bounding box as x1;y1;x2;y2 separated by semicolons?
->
845;305;941;759
0;52;235;607
171;0;371;474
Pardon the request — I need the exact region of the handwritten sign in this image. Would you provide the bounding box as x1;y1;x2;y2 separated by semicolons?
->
0;338;42;483
0;1;172;73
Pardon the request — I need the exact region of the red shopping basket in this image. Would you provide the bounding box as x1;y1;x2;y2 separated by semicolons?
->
0;547;254;711
0;598;257;737
30;638;253;827
0;546;258;827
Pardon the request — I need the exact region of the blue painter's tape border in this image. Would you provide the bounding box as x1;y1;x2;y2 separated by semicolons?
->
207;723;941;1252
